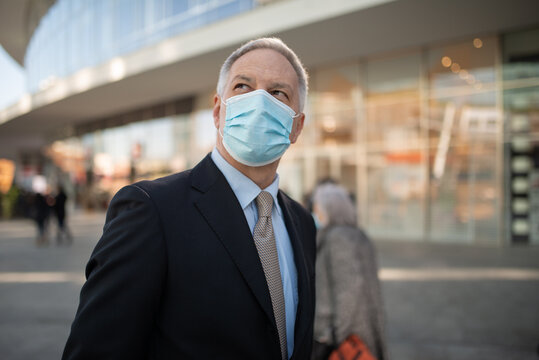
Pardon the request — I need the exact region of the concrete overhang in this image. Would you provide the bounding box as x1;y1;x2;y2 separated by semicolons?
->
0;0;538;160
0;0;56;65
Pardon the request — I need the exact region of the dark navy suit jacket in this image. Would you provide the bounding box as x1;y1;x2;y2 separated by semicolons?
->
63;154;316;359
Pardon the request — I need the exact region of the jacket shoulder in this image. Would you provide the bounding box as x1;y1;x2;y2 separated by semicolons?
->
133;170;192;196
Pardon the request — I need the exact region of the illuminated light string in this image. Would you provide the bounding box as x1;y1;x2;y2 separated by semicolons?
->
439;38;485;89
473;37;483;49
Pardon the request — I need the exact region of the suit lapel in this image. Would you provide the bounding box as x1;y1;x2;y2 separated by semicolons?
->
278;191;312;358
191;155;277;329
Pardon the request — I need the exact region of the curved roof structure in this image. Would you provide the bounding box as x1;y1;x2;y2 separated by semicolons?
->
0;0;55;65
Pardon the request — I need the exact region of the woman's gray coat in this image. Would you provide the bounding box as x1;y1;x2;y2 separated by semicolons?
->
313;225;388;360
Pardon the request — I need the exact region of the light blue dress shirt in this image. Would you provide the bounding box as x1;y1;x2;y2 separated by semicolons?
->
211;148;298;358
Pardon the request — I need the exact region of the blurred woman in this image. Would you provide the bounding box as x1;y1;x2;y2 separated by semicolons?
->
311;183;388;360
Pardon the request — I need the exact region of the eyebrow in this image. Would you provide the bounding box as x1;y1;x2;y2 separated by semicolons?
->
268;82;293;93
230;74;254;84
230;75;294;93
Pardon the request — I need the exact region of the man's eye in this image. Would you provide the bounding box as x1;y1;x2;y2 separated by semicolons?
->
271;90;288;99
234;83;249;90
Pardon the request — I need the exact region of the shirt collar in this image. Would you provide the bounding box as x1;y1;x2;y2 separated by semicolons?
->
211;148;282;215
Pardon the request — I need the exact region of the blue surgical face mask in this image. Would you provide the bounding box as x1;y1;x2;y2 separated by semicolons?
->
220;89;299;167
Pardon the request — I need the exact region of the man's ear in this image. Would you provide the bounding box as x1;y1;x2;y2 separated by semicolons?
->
213;94;221;129
290;113;305;144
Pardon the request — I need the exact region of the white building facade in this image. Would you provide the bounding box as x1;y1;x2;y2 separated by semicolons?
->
1;0;538;245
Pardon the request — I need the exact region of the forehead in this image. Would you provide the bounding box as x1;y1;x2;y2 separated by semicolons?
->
227;48;299;89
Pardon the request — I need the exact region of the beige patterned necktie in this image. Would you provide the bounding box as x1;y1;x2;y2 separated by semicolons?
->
253;191;287;360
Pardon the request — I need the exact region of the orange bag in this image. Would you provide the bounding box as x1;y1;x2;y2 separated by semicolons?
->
328;334;377;360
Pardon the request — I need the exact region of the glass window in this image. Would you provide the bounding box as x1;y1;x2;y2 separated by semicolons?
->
427;36;500;243
503;28;539;244
114;0;136;43
171;0;189;14
364;52;425;240
307;64;360;146
283;63;361;203
24;0;257;90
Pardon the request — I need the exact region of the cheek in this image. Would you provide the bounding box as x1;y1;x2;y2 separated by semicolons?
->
215;107;226;129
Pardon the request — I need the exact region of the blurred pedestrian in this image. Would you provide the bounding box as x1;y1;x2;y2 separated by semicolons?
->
33;191;50;246
311;183;388;360
53;185;72;245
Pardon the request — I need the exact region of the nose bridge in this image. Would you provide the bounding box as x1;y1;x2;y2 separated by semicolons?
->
255;68;275;92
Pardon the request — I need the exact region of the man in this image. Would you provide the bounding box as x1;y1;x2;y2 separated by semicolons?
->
63;38;316;360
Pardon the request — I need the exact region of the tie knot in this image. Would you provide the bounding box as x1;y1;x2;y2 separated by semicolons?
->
256;191;273;218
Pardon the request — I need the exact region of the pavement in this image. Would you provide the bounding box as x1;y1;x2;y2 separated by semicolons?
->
0;210;538;360
376;240;539;360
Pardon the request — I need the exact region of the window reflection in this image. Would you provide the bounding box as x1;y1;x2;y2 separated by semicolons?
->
364;53;425;240
47;113;214;208
26;0;257;92
503;28;539;244
427;37;500;243
44;29;539;244
281;36;509;244
285;63;360;200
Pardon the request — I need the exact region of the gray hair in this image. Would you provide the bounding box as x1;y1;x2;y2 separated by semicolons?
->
216;37;309;111
312;183;357;227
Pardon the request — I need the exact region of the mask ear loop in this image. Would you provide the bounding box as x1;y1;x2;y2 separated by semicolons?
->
218;96;226;139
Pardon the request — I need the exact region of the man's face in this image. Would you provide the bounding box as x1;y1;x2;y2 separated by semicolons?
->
213;48;305;151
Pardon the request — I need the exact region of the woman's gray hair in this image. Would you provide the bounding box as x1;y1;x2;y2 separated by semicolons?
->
312;183;357;227
216;37;309;111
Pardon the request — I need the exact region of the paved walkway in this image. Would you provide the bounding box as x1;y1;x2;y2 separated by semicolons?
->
0;210;538;359
0;211;105;360
376;240;539;360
